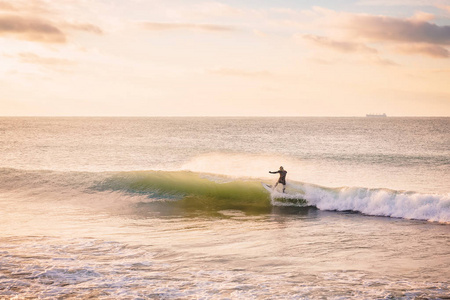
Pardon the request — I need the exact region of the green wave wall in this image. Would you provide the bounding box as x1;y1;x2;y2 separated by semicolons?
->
98;171;272;212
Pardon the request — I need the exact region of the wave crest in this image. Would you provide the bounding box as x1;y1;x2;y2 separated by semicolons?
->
299;183;450;223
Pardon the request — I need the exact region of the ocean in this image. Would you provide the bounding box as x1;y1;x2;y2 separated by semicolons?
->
0;117;449;299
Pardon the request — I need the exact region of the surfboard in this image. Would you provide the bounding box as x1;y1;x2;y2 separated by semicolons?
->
262;183;273;193
261;182;309;206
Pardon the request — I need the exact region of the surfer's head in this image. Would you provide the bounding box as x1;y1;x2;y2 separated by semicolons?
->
279;166;284;170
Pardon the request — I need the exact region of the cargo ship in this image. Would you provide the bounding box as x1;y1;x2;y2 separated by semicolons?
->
366;113;387;117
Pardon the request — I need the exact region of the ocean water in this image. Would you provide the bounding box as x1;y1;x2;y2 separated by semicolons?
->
0;117;449;299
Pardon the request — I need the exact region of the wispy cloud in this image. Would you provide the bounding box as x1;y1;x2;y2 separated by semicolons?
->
139;22;235;32
302;34;378;53
437;4;450;14
302;7;450;59
0;0;53;14
395;44;450;58
0;14;103;44
17;52;75;66
0;1;15;11
0;15;67;43
64;22;103;35
366;55;399;66
0;0;103;44
345;14;450;45
311;6;450;45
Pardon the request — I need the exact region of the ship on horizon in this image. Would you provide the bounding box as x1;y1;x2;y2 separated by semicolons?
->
366;113;387;117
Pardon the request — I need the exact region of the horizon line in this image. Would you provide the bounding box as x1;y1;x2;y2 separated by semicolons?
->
0;115;449;118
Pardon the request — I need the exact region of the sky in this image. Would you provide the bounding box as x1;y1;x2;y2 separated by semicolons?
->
0;0;449;116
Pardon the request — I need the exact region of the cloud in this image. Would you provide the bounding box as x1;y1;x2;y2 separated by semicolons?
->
17;52;75;66
302;34;378;54
0;14;103;44
303;7;450;59
409;11;436;22
139;22;235;32
253;29;267;38
0;0;56;15
343;14;450;45
63;22;103;35
0;1;15;11
395;44;450;58
0;0;103;44
437;5;450;14
367;55;399;66
0;15;66;43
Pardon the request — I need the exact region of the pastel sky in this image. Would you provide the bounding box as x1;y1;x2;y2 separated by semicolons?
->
1;0;450;116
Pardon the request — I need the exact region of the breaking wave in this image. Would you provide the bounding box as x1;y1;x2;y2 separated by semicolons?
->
299;183;450;223
1;168;449;223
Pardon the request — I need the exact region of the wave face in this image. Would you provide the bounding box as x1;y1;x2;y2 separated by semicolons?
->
95;171;273;214
1;168;449;223
91;171;450;223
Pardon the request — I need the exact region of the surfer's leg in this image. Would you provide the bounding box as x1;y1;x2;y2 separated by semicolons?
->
282;184;286;193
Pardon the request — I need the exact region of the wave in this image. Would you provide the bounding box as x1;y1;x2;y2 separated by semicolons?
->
1;168;449;223
94;170;450;223
95;171;272;213
299;183;450;223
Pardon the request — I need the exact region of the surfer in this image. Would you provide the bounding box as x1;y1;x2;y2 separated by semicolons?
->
269;166;287;193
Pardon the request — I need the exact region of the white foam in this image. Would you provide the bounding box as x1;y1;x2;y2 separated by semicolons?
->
300;184;450;223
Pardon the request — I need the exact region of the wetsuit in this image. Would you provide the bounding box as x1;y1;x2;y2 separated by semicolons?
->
270;170;287;185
